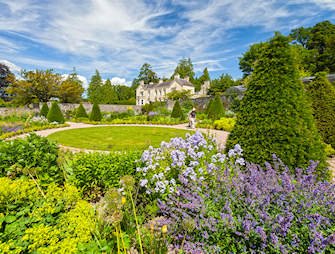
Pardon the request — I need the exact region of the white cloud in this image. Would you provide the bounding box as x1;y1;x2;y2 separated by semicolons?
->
0;0;333;81
110;77;127;85
61;73;88;89
0;59;22;73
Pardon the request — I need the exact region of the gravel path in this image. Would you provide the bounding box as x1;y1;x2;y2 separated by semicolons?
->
9;121;334;180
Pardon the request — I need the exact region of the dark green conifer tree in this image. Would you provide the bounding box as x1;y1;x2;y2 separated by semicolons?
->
171;101;184;120
207;95;225;120
89;103;102;121
47;101;65;123
305;72;335;148
75;103;88;118
40;102;49;117
226;34;328;179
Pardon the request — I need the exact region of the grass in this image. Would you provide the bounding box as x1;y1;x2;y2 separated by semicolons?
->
47;126;194;151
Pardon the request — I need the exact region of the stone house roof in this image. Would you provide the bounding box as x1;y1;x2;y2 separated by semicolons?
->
140;77;194;89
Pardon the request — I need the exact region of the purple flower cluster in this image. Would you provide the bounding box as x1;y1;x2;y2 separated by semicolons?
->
159;155;335;253
136;132;244;196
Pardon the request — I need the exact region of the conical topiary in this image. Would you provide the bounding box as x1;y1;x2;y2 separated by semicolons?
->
40;102;49;117
305;72;335;148
89;103;102;121
205;99;213;115
207;95;225;120
225;34;327;179
75;103;88;118
47;101;65;123
171;100;184;120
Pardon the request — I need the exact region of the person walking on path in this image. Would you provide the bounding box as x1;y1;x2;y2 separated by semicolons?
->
188;107;196;129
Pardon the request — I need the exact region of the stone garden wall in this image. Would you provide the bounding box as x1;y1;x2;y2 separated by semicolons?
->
0;103;142;116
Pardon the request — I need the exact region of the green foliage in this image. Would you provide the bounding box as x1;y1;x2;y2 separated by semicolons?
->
110;109;135;120
209;74;236;94
40;102;49;117
0;63;15;101
0;178;95;253
226;34;328;179
89;103;102;121
305;72;335;148
47;101;65;123
207;95;225;120
87;70;103;103
171;58;195;80
205;99;213;115
171;101;184;120
75;103;88;118
0;134;62;184
213;117;236;131
66;151;141;200
132;63;159;89
325;144;335;157
58;71;84;103
166;89;191;100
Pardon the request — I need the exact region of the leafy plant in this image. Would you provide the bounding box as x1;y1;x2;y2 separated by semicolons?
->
0;134;63;185
66;151;141;200
213;117;236;131
47;101;65;123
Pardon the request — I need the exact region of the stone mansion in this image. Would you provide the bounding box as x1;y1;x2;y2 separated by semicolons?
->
136;74;210;105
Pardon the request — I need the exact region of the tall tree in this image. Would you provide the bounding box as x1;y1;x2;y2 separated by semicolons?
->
7;69;61;105
195;67;211;92
226;34;327;179
101;79;118;104
132;63;159;89
87;70;104;103
171;58;195;80
58;71;84;103
239;42;266;78
0;63;15;101
305;72;335;148
208;74;236;95
289;27;312;48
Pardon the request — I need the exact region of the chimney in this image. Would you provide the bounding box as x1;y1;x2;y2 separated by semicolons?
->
159;79;163;84
174;74;180;80
184;76;189;82
139;80;144;86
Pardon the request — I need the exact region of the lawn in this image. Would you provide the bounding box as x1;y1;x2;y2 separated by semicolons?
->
47;126;193;151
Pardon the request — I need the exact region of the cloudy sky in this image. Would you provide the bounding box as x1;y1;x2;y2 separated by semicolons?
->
0;0;334;88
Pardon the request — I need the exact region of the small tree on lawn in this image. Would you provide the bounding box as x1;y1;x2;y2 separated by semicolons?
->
75;103;88;118
207;95;225;120
40;102;49;117
225;34;328;179
171;100;184;120
47;101;65;123
305;72;335;148
89;103;102;121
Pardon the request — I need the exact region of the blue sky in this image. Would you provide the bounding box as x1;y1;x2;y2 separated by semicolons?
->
0;0;334;88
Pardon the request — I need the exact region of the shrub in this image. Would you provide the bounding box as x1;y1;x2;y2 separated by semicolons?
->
0;178;95;253
205;99;213;115
213;117;236;131
325;144;335;157
0;134;62;184
171;100;184;120
75;103;88;118
305;72;335;148
159;156;335;253
47;101;65;123
40;102;49;117
207;95;225;120
66;151;141;200
225;34;327;179
89;103;102;121
109;109;135;120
